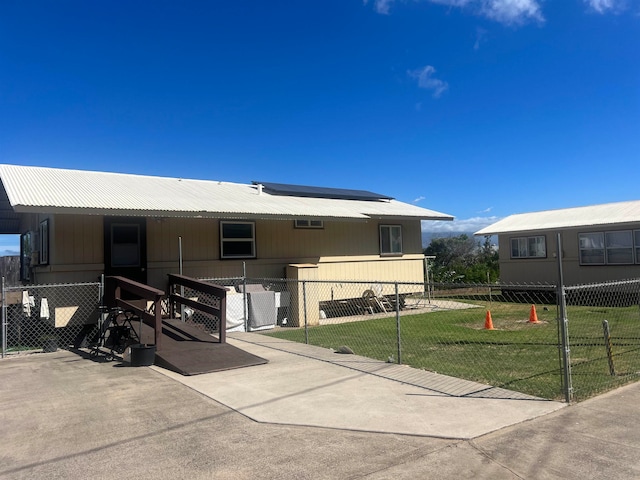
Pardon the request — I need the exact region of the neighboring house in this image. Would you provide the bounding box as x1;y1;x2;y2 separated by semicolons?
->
475;200;640;286
0;164;453;295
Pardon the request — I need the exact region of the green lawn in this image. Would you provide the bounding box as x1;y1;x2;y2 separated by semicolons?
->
264;300;640;401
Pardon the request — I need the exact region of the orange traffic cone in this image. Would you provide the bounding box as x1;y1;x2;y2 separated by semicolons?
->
529;304;540;324
484;310;494;330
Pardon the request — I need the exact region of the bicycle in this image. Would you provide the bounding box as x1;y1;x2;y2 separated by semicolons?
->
89;305;140;361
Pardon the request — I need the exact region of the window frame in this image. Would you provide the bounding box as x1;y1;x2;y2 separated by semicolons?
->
509;235;546;259
220;221;256;259
294;219;324;229
39;219;49;265
379;224;403;256
580;230;639;266
605;230;633;265
20;231;33;282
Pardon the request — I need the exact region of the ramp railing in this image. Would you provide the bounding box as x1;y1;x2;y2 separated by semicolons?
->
167;274;227;344
108;276;164;350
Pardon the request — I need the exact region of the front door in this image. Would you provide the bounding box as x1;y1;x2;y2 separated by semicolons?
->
104;217;147;284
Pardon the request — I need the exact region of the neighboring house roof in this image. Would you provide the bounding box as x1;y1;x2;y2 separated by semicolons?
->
475;200;640;236
0;164;453;230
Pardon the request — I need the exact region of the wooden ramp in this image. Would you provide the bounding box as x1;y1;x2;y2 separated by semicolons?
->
150;319;268;376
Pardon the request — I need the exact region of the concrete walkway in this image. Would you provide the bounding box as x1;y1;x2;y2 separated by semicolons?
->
155;333;564;439
1;341;639;479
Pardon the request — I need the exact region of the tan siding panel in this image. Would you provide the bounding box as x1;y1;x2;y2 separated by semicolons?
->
39;213;428;287
52;215;102;266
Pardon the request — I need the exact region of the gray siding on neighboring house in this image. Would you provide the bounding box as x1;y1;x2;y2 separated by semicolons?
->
477;199;640;286
496;224;640;286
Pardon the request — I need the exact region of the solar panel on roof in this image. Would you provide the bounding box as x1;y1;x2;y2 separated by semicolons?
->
252;181;394;201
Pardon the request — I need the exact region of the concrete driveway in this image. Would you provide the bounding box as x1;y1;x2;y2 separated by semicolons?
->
1;339;639;479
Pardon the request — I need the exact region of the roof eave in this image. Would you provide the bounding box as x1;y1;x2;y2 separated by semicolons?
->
475;219;640;236
12;205;454;222
10;205;375;220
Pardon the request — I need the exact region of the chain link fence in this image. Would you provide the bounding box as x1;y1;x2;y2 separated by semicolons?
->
228;278;567;400
2;275;639;403
207;276;639;402
564;279;640;401
1;279;102;356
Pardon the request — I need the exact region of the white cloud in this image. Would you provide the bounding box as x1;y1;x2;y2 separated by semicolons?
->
414;195;426;202
366;0;544;25
584;0;627;13
0;234;20;256
477;206;493;213
422;216;501;234
407;65;449;98
474;27;488;50
479;0;544;25
363;0;395;14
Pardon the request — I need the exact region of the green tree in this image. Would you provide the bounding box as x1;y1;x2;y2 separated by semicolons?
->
424;234;498;283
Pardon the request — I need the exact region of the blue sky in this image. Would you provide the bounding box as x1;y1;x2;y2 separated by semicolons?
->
1;0;639;251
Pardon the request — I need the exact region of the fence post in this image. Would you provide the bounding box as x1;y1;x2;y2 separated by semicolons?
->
556;233;573;403
395;282;401;364
602;320;616;376
303;280;309;344
1;277;6;358
242;264;248;332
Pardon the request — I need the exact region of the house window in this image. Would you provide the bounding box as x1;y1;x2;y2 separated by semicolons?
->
605;231;633;265
20;231;33;282
579;232;604;264
380;225;402;255
111;224;141;267
221;221;256;259
510;236;546;258
294;219;324;229
580;230;637;265
39;220;49;265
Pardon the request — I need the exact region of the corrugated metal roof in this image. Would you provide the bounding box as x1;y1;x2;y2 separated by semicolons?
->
0;164;454;222
475;200;640;235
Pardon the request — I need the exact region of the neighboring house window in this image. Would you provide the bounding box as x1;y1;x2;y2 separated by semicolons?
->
580;230;637;265
294;219;324;229
510;236;546;258
579;232;604;265
380;225;402;255
221;221;256;259
605;231;633;264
